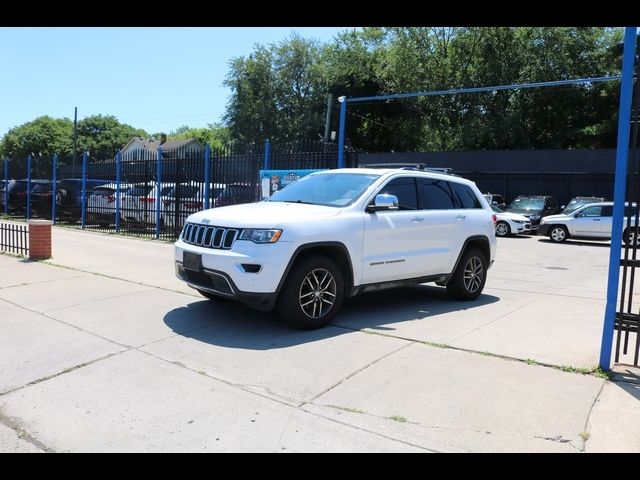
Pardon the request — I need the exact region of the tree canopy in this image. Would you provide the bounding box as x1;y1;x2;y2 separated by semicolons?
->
224;27;625;151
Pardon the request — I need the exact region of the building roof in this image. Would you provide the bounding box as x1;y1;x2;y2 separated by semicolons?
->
121;137;204;153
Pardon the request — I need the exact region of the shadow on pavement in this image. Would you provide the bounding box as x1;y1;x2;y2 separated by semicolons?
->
537;238;612;248
163;284;500;350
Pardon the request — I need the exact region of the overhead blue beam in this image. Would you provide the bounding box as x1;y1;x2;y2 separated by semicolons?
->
345;75;622;103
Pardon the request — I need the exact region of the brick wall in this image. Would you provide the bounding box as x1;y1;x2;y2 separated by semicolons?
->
28;220;52;260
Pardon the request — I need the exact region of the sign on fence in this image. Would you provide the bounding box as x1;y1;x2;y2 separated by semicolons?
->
259;169;326;199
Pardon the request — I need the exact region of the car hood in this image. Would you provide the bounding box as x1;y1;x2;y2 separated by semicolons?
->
540;213;573;223
507;208;543;215
497;211;529;222
186;201;342;227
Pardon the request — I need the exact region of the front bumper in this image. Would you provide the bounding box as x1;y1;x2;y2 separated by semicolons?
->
537;223;551;236
175;262;277;311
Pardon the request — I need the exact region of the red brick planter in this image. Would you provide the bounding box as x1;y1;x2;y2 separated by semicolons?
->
28;219;53;260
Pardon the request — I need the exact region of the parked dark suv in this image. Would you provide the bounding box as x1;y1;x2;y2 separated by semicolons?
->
507;195;560;231
0;180;29;214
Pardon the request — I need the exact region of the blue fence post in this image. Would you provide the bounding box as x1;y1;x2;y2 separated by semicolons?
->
155;147;163;239
337;97;347;169
81;151;88;229
263;139;271;170
115;151;122;233
3;158;8;215
599;27;638;371
204;143;211;209
26;155;32;219
51;154;58;224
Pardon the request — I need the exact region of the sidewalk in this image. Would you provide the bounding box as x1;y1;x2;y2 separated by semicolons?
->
0;226;638;452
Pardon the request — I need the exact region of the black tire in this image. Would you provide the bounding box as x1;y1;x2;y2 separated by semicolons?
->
624;227;639;247
276;255;345;329
495;221;511;237
446;247;487;301
548;225;568;243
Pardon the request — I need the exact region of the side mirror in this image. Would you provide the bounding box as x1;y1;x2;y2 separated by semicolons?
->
561;205;566;210
367;194;399;212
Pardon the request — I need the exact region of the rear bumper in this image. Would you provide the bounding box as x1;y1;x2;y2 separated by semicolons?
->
175;262;276;311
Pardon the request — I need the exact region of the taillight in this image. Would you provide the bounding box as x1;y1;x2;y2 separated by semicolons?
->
492;214;497;225
140;197;155;204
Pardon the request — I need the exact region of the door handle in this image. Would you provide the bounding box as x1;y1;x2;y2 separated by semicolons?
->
456;215;466;220
411;217;424;223
593;219;601;221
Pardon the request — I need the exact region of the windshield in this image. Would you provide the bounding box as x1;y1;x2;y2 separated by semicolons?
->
564;198;595;214
509;197;544;210
266;172;379;207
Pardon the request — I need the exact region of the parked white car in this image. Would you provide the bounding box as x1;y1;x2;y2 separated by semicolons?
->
163;182;226;231
87;183;132;226
538;201;638;244
491;205;531;237
175;168;497;329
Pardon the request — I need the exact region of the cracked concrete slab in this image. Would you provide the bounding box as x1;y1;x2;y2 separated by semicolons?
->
0;350;423;452
141;310;410;405
0;422;44;453
312;342;603;452
0;298;125;394
0;257;82;288
0;274;153;313
45;290;219;348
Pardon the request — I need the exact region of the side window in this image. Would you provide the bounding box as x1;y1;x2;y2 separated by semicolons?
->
375;177;418;210
418;178;456;210
601;206;613;217
547;198;558;209
451;183;482;209
581;206;602;217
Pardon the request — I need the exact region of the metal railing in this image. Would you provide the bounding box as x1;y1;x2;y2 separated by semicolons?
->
0;220;28;256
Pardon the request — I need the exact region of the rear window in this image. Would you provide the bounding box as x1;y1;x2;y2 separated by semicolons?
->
418;179;456;209
451;183;481;209
170;185;200;198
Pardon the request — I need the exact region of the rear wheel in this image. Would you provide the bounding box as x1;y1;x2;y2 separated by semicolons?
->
446;248;487;301
549;225;568;243
277;255;345;329
495;221;511;237
624;227;639;247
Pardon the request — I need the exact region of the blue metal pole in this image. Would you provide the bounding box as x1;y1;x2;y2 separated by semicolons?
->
115;151;121;233
337;98;347;169
26;155;32;219
3;158;8;215
51;154;58;224
81;151;88;229
155;147;162;239
204;143;211;209
599;27;638;371
263;139;271;170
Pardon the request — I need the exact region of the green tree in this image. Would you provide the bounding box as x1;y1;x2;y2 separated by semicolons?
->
77;115;147;161
169;123;231;150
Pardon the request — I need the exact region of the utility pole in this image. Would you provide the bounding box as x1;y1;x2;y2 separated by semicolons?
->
324;94;333;142
72;107;78;177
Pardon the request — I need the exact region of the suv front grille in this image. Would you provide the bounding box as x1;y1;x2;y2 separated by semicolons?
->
181;223;239;250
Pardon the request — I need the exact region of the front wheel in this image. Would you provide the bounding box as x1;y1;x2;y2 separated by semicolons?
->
446;248;487;301
495;221;511;237
277;255;345;329
548;225;568;243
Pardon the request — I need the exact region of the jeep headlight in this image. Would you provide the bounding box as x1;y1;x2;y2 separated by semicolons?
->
529;214;541;221
239;229;282;243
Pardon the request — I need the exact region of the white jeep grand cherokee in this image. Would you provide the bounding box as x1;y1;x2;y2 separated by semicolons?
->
175;168;497;329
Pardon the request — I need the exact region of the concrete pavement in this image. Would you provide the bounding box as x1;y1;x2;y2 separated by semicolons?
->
0;225;638;452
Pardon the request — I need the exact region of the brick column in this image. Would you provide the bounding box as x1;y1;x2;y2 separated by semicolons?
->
28;219;53;260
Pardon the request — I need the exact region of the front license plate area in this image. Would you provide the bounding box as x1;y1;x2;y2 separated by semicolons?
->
183;251;202;272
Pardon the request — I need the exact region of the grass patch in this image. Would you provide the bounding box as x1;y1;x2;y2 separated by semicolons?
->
328;405;365;415
525;359;538;366
558;365;613;380
388;415;408;423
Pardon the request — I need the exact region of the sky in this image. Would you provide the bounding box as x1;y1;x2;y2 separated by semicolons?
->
0;27;354;137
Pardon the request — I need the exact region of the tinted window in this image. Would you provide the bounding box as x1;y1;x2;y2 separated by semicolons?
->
451;183;481;209
418;179;456;210
376;177;417;210
601;206;613;217
130;185;153;196
580;206;602;217
93;188;115;196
